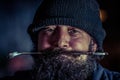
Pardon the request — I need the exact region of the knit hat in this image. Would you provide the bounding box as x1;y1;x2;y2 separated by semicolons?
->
28;0;106;51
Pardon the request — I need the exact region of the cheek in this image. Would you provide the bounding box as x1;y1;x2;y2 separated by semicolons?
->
70;39;90;51
38;34;51;51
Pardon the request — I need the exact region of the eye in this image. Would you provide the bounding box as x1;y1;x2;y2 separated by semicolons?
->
44;27;55;34
68;29;80;35
45;28;54;32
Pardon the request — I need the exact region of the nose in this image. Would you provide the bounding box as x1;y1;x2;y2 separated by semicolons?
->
53;26;70;49
58;39;69;48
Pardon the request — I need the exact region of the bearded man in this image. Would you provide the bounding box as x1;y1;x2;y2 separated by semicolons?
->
1;0;120;80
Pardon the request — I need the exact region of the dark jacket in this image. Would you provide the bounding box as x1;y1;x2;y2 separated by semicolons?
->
93;63;120;80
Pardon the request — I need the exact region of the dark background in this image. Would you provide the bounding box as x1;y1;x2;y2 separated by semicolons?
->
97;0;120;72
0;0;119;77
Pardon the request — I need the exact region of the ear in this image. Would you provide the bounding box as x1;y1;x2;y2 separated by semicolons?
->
90;39;97;52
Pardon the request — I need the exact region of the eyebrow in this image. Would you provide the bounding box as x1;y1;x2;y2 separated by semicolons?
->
32;26;47;32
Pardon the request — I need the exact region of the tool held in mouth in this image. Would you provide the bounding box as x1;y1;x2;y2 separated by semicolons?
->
9;51;108;59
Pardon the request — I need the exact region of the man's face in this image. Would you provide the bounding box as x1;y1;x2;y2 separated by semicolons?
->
35;25;97;80
37;25;92;52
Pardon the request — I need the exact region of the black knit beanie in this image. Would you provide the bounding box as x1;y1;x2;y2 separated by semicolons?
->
28;0;106;51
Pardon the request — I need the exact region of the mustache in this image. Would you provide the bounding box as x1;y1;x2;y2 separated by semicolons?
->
9;47;108;59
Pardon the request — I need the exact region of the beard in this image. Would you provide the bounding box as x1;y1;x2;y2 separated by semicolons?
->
33;49;96;80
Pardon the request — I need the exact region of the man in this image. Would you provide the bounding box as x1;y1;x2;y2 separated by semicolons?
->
1;0;120;80
27;0;120;80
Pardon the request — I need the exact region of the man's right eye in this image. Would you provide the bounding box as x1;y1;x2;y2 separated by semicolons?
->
44;28;55;34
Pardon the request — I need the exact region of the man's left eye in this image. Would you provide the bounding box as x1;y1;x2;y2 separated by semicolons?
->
68;29;80;34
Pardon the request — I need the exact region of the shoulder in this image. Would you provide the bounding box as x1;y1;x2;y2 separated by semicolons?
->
8;54;34;73
93;63;120;80
0;55;35;80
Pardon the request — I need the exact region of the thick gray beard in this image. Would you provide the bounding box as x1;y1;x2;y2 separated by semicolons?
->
33;50;96;80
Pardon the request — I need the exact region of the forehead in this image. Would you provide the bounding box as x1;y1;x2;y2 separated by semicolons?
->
45;25;82;30
45;25;89;34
